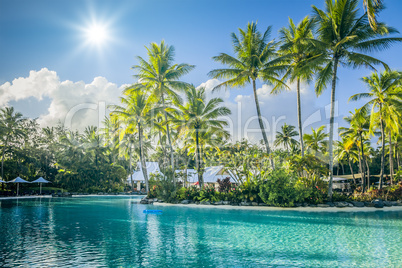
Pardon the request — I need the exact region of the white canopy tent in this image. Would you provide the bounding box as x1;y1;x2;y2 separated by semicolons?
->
324;177;352;191
32;177;51;194
202;166;237;184
127;162;164;190
8;177;31;196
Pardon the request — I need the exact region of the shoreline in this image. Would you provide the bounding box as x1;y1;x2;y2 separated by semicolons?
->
0;194;144;201
1;195;402;213
152;202;402;213
0;195;52;200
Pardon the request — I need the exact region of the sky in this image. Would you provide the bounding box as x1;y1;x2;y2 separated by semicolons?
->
1;0;402;144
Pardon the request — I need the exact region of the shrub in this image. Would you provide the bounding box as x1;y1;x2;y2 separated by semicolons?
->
217;177;231;193
194;185;219;202
258;169;307;207
146;174;177;202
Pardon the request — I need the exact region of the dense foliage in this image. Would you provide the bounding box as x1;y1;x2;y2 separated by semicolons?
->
2;0;402;205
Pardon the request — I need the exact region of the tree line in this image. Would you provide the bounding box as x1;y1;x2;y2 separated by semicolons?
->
1;0;402;201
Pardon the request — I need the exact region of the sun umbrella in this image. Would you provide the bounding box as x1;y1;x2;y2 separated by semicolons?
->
31;177;51;195
0;179;6;183
8;177;31;196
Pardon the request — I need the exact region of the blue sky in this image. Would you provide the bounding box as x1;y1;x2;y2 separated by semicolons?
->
1;0;402;142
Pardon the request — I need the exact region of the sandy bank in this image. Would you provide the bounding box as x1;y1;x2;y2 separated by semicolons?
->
151;202;402;213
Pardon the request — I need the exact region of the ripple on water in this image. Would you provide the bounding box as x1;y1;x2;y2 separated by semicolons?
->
0;197;401;267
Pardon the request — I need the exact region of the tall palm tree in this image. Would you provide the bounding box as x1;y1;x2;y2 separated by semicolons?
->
274;16;320;156
172;86;231;188
303;126;329;157
110;91;154;192
0;107;26;180
209;22;287;169
311;0;402;198
350;70;402;189
126;40;195;186
274;123;299;153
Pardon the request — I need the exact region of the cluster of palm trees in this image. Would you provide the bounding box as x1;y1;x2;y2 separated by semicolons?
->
207;0;401;198
107;42;231;190
1;0;401;198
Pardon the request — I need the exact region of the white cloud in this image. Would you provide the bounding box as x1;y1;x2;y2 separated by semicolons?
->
0;70;328;144
0;68;59;106
0;68;124;130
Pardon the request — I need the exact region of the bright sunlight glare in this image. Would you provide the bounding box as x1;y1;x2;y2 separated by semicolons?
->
85;24;108;45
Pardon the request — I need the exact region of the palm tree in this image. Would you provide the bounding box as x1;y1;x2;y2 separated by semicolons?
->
311;0;402;198
209;22;287;169
335;137;359;184
0;107;26;181
363;0;383;31
126;40;195;186
303;126;329;157
350;70;402;189
110;91;154;192
172;86;231;188
274;123;299;153
82;126;107;184
274;16;320;156
340;108;371;191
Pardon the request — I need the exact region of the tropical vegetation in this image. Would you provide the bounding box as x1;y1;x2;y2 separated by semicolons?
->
1;0;402;205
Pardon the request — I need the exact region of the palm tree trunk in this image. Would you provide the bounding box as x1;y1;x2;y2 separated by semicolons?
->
388;131;394;185
359;132;367;193
379;108;385;189
297;78;304;157
396;144;400;171
365;159;371;190
252;79;274;169
357;145;365;193
138;124;149;193
129;146;135;191
158;129;167;172
195;129;203;188
327;57;339;200
1;136;9;181
161;93;176;186
348;156;356;185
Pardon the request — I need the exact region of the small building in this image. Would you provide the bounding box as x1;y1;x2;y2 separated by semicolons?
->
175;169;198;187
201;166;238;188
324;177;353;192
127;162;164;190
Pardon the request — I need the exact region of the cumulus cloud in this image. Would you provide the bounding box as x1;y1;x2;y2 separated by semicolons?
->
0;68;125;130
1;70;332;144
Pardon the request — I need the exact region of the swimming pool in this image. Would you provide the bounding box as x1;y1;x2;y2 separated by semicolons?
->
1;196;401;267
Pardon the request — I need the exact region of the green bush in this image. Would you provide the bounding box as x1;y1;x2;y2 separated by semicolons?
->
147;174;177;202
239;177;261;202
194;185;219;202
258;169;308;207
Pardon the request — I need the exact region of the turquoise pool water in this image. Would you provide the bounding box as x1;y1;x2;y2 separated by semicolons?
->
1;197;401;267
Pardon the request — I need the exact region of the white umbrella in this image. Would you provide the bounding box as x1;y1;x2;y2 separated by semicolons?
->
8;177;31;196
31;177;51;195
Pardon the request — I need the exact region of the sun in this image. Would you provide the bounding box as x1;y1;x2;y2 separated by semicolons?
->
85;24;109;45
